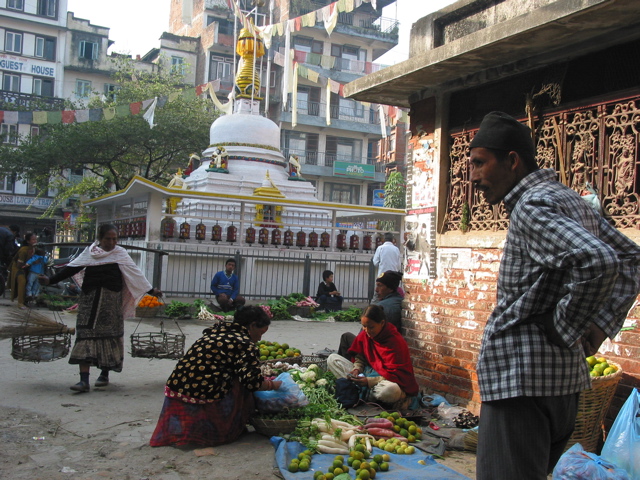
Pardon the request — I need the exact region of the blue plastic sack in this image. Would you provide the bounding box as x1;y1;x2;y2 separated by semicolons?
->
553;443;630;480
253;372;308;413
601;388;640;479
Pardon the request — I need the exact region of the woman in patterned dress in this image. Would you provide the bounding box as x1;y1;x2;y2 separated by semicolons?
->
150;305;281;447
40;224;162;392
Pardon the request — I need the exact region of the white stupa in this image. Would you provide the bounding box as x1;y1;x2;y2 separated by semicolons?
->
178;23;324;227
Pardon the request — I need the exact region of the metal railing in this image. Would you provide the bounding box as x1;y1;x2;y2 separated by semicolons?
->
0;90;65;111
283;148;386;172
153;243;376;303
292;100;380;125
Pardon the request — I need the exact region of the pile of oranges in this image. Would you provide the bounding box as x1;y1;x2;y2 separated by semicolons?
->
138;295;162;308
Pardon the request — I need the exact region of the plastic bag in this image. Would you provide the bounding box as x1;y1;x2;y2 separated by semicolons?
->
601;388;640;479
553;443;630;480
436;403;465;427
253;372;308;413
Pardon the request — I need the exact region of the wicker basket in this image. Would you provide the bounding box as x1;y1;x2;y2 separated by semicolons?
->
250;417;299;437
130;320;185;359
11;333;72;363
566;362;623;453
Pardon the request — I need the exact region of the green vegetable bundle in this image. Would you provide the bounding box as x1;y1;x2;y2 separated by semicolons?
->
164;300;193;318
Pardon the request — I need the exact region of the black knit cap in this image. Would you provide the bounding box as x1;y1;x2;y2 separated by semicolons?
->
469;111;535;156
376;270;403;290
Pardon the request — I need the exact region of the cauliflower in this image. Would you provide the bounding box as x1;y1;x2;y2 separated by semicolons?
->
316;378;328;387
300;370;317;382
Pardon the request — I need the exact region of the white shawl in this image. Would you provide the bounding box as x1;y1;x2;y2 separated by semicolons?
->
68;242;153;320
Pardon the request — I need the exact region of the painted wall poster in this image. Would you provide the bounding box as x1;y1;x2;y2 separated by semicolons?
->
403;207;436;279
410;137;437;208
437;248;472;278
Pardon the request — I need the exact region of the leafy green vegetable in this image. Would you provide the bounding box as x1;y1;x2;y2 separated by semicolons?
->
164;300;193;318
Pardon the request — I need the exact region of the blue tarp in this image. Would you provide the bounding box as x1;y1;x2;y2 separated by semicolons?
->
271;437;472;480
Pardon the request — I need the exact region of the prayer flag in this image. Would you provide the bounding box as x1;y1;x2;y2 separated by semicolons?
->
75;109;90;123
62;110;76;124
32;111;48;124
143;97;158;128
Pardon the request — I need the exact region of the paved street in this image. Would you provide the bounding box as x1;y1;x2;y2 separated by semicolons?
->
0;300;477;479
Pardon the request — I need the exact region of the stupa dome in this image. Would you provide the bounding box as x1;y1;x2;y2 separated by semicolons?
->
209;113;280;150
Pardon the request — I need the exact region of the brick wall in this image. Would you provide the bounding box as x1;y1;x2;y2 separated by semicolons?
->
404;247;640;423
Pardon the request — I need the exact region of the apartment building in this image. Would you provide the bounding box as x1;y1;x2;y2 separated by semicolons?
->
166;0;400;206
0;1;145;233
0;0;68;231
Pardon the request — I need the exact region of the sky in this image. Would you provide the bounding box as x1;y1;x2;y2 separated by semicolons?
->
66;0;455;64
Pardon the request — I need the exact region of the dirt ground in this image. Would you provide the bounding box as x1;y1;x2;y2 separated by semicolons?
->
0;300;477;480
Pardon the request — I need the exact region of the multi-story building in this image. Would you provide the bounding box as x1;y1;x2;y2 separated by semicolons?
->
165;0;400;206
0;1;145;234
0;0;68;232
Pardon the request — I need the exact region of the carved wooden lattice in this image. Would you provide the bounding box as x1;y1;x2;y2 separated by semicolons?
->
445;96;640;232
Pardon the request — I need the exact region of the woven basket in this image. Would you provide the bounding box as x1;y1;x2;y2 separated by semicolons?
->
250;417;298;437
566;362;623;453
130;320;185;359
11;333;72;363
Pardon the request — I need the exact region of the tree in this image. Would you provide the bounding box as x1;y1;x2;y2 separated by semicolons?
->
383;171;406;209
0;57;219;217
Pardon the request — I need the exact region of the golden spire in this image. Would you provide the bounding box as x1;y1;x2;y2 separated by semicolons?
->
235;21;266;100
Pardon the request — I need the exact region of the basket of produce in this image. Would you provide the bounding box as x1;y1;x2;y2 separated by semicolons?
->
249;417;299;437
565;357;623;453
135;295;164;318
2;309;75;363
130;320;185;359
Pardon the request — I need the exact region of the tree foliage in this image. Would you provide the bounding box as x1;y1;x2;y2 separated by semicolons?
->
0;57;218;216
383;171;406;209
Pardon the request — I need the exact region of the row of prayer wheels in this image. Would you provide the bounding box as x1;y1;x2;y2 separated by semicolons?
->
161;218;383;251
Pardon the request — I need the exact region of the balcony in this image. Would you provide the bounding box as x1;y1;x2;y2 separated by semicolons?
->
291;49;389;76
0;90;65;111
283;147;386;174
279;99;385;136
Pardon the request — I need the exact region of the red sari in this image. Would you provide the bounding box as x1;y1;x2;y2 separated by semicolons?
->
348;322;419;396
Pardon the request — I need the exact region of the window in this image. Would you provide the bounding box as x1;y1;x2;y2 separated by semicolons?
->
339;98;364;118
26;180;37;195
296;86;321;116
217;19;234;36
75;79;92;97
3;73;20;92
0;175;12;193
293;36;323;54
33;78;54;97
79;41;98;60
326;136;361;165
35;36;56;60
7;0;24;10
30;126;40;137
171;56;185;75
323;182;360;204
104;83;120;101
1;124;18;145
5;32;23;54
209;55;233;81
37;0;56;17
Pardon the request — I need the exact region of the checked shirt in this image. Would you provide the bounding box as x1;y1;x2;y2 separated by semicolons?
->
477;169;640;401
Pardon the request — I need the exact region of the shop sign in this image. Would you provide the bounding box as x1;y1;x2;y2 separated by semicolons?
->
334;161;375;179
0;194;52;209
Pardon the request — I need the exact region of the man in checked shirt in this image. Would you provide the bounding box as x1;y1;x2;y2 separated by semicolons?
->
469;111;640;480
